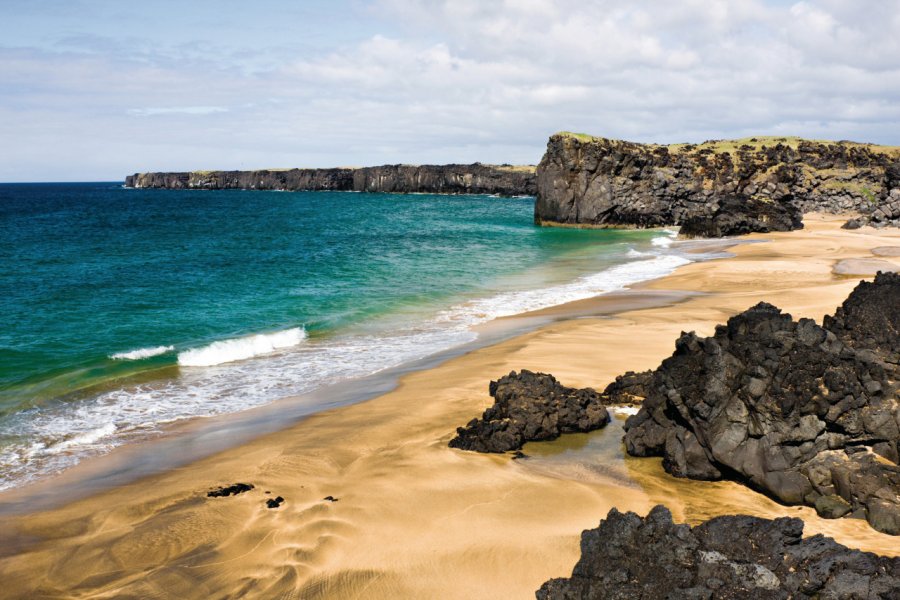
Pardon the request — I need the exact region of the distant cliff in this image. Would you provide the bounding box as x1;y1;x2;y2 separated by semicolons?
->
535;132;900;236
125;163;536;197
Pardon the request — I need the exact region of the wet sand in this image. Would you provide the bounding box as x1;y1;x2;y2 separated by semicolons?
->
1;214;899;599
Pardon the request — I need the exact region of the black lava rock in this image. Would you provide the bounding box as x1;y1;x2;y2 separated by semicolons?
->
265;496;284;509
449;370;610;453
535;133;900;237
207;483;254;498
623;274;900;534
600;370;654;406
679;195;803;238
537;505;900;599
823;271;900;364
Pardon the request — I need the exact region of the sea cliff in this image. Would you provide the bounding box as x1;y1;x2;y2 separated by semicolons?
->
535;132;900;235
125;163;536;197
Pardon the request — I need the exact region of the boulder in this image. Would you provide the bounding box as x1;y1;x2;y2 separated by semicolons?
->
623;274;900;534
207;483;254;498
449;370;609;453
600;370;654;406
536;505;900;599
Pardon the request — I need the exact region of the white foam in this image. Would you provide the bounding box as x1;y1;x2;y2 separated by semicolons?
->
46;423;117;453
651;229;679;248
177;327;306;367
612;406;641;416
111;345;174;360
626;248;653;258
434;255;690;325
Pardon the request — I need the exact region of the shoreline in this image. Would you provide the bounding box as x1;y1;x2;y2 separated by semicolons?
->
0;197;700;501
0;287;698;517
0;229;730;512
1;214;900;598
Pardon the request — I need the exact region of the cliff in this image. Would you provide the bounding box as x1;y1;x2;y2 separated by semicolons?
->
535;132;900;236
125;163;536;197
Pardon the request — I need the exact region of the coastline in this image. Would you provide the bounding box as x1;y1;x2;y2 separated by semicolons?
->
1;213;900;598
0;287;698;517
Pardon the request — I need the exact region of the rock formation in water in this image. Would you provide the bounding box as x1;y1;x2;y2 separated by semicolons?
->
125;163;536;197
535;132;900;236
449;370;610;453
537;505;900;599
622;273;900;534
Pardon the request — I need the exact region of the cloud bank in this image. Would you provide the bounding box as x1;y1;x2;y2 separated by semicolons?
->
1;0;899;181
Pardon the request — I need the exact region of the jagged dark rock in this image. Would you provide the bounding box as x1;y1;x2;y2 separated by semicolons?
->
265;496;284;509
679;195;803;238
535;133;900;236
536;505;900;599
207;483;254;498
449;370;610;453
125;163;536;197
601;370;654;406
622;273;900;534
848;189;900;229
823;271;900;364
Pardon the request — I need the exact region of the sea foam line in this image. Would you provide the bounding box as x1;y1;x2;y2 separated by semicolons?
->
651;228;679;248
177;327;307;367
111;346;174;360
434;254;691;325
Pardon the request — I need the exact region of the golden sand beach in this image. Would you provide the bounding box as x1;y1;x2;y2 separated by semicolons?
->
1;214;899;599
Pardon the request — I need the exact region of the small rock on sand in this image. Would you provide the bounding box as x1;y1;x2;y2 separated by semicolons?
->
207;483;254;498
832;258;900;275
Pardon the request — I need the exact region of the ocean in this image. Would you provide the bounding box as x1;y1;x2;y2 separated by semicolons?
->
0;183;693;491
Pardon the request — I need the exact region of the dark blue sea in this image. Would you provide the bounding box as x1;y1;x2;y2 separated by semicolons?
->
0;183;690;489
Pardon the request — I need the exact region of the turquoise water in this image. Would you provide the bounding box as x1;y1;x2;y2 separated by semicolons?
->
0;183;688;489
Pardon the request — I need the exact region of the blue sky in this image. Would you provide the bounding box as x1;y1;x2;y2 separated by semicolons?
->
2;0;899;181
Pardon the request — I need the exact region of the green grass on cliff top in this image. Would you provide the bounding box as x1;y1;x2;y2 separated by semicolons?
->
186;164;535;175
556;131;900;156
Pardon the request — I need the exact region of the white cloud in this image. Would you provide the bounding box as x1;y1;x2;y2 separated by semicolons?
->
1;0;899;181
127;106;228;117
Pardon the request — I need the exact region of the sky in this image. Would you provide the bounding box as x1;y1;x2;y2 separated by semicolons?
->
1;0;900;182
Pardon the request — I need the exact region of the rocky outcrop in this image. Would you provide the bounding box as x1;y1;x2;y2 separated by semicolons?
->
537;505;900;599
823;271;900;364
125;163;536;197
679;195;803;238
600;370;654;406
622;273;900;534
536;132;900;236
449;370;610;453
843;189;900;231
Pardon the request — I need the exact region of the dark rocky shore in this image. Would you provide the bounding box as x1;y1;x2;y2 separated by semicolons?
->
451;274;900;536
537;505;900;599
624;272;900;535
125;163;536;197
449;369;652;453
126;133;900;237
535;133;900;236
